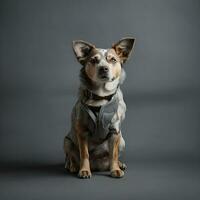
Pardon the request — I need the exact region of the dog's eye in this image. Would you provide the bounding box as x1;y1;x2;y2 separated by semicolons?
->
111;57;117;63
90;57;99;64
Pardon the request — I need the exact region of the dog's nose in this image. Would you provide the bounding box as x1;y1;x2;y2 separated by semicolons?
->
99;66;109;73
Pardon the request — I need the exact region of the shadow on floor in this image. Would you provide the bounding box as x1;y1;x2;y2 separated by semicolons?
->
0;161;119;178
0;161;77;177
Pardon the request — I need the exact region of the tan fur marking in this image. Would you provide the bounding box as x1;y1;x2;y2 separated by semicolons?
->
106;49;120;62
75;121;91;178
112;63;121;78
109;134;121;170
109;133;124;177
85;64;96;81
106;49;121;79
84;48;101;81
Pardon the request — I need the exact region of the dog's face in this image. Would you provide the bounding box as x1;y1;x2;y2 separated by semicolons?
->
72;38;135;83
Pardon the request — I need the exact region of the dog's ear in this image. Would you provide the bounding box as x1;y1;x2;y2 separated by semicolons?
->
112;37;135;64
72;40;95;65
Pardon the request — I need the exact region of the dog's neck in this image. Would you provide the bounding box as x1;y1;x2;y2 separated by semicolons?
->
79;68;126;106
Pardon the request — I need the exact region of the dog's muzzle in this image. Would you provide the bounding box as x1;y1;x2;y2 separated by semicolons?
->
98;66;109;79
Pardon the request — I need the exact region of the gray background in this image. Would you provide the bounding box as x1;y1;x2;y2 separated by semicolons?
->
0;0;200;199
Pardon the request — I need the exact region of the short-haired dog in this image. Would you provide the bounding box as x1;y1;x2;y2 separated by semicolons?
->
64;37;135;178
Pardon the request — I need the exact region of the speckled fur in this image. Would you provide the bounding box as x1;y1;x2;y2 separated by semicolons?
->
64;38;135;178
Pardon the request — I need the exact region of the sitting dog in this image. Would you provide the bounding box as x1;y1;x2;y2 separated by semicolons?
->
64;37;135;178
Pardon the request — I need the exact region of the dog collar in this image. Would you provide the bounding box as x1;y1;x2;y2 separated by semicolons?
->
84;89;116;101
84;84;119;102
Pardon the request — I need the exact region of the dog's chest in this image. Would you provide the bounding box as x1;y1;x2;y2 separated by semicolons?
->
80;95;119;140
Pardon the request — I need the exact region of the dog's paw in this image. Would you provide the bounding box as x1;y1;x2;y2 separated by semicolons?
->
65;159;78;173
78;170;92;179
69;164;79;173
110;169;124;178
119;161;127;171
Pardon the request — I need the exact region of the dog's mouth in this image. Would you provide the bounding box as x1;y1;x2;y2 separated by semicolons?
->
98;74;110;81
100;74;109;79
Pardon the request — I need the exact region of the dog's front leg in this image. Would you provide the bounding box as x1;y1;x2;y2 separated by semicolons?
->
109;133;124;178
75;121;91;179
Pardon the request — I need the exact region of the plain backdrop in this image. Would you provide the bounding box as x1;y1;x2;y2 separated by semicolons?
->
0;0;200;199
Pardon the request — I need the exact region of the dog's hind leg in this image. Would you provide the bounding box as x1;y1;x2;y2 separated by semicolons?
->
118;160;127;171
118;135;127;171
64;136;79;173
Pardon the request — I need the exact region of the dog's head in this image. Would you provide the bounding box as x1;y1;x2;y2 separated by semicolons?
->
72;38;135;83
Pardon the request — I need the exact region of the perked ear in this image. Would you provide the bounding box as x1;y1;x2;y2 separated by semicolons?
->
112;37;135;64
72;40;95;64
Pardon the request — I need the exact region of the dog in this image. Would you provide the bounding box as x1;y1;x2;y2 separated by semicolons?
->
64;37;135;178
